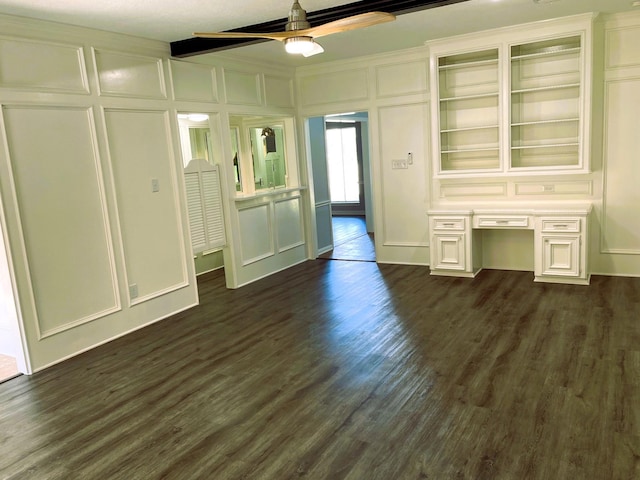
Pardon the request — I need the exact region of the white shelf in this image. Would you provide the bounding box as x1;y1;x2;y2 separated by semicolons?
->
442;125;499;133
440;92;499;102
511;46;580;61
511;83;580;95
442;147;499;154
512;118;579;127
439;58;499;70
512;143;578;150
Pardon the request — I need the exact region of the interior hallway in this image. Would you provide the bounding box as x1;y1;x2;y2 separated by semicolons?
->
319;215;375;262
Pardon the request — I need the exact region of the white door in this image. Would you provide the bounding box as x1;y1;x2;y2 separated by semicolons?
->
307;117;333;255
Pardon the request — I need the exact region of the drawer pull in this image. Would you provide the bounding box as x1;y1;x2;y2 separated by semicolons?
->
495;220;509;224
442;223;456;227
553;224;569;229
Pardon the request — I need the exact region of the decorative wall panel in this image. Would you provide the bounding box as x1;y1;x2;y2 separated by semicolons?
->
378;103;429;246
170;60;218;102
104;109;188;300
440;182;507;198
223;69;262;106
2;105;119;337
275;197;303;252
0;37;88;93
606;26;640;69
515;181;592;196
264;75;294;108
601;78;640;254
94;49;166;99
238;203;273;264
375;60;428;98
299;69;368;107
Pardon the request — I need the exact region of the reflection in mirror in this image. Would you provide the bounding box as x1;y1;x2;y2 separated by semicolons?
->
189;127;212;162
230;127;242;192
250;125;286;190
177;113;212;168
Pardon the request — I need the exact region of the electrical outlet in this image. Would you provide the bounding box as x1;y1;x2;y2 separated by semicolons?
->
392;159;408;169
129;283;138;299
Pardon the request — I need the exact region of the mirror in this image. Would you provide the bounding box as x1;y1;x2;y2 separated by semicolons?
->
177;113;212;168
189;127;212;162
230;127;242;192
250;125;286;190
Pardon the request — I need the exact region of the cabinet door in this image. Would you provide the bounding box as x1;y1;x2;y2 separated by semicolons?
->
540;235;580;277
432;234;466;271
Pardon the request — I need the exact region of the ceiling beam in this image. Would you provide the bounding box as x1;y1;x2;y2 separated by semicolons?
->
170;0;470;58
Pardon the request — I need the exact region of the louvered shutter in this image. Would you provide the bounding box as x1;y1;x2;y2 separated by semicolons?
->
184;159;226;254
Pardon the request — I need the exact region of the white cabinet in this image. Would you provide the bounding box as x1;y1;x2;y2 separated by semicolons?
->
428;206;591;285
428;212;480;277
534;213;590;284
429;14;595;177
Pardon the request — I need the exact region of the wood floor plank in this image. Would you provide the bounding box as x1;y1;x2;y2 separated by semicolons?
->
1;262;640;479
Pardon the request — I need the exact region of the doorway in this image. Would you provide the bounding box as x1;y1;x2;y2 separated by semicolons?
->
0;220;27;382
307;111;374;261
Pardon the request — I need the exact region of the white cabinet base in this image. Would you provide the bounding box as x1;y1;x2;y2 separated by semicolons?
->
428;205;591;285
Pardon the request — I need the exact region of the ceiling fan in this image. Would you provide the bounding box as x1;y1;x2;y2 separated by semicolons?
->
193;1;396;57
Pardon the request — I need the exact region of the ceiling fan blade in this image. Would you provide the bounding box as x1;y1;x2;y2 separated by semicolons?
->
304;12;396;39
302;42;324;57
193;31;291;41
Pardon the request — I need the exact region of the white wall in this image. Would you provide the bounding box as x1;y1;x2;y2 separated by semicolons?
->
0;13;302;372
296;49;432;265
295;12;640;277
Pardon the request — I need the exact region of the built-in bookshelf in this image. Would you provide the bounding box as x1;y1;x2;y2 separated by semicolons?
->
510;36;582;170
429;16;593;178
438;48;500;173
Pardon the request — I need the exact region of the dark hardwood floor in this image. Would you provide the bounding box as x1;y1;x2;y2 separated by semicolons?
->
319;216;375;262
1;262;640;479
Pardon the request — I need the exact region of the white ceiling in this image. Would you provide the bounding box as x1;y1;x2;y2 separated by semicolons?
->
0;0;637;66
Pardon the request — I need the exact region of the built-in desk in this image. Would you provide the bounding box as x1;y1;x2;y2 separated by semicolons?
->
427;205;592;285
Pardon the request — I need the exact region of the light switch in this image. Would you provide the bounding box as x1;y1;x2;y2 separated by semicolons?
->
151;178;160;192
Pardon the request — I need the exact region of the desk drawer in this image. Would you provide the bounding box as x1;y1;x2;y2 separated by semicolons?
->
432;218;466;231
474;215;530;229
541;218;580;233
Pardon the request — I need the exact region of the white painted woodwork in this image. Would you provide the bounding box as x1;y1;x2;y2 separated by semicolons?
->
93;49;166;99
428;206;591;284
275;197;304;252
428;14;595;177
2;105;120;336
238;203;273;265
514;181;592;196
104;109;188;302
375;60;428;98
298;68;368;107
307;116;333;256
223;69;262;106
2;9;640;373
601;77;640;254
264;75;294;108
439;182;507;198
377;102;429;249
184;160;226;254
0;37;88;93
605;23;640;69
169;60;218;102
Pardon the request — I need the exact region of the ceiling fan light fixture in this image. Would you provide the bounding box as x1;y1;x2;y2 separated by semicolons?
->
284;36;315;54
